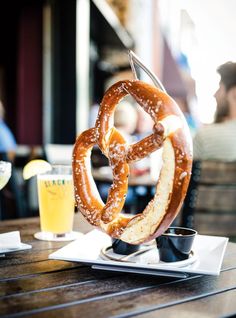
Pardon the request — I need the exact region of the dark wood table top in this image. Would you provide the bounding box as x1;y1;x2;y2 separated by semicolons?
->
1;214;236;318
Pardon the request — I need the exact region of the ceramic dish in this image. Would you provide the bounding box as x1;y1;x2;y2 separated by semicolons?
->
49;230;228;276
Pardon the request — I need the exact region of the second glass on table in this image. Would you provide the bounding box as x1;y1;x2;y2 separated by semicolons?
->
0;161;11;190
34;165;81;241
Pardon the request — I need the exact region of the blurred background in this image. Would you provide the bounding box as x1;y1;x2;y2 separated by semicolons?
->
0;0;236;219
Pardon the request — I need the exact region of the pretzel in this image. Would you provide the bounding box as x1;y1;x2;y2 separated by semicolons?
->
72;80;193;244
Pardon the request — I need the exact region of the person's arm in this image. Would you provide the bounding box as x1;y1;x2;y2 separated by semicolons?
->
193;130;205;160
0;121;17;162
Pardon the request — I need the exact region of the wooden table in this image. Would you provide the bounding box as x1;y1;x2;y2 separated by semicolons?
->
1;214;236;318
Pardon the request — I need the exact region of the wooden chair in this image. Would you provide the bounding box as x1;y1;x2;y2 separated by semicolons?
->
181;160;236;238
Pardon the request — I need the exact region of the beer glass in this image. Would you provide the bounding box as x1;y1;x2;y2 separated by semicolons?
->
34;165;80;241
0;161;11;190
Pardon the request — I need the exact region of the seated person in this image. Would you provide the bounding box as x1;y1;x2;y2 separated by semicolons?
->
0;101;26;218
0;101;17;161
193;62;236;161
114;100;138;142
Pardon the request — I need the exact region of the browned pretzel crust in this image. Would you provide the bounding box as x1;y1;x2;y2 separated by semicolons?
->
72;80;193;244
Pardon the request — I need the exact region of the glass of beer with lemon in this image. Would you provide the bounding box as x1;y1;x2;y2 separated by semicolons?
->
23;160;81;241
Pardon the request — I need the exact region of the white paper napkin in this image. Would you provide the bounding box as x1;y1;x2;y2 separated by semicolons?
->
0;231;22;250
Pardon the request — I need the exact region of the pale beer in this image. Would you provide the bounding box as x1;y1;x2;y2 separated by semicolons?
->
37;173;74;234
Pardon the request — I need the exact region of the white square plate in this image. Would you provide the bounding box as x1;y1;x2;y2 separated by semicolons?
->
49;230;228;277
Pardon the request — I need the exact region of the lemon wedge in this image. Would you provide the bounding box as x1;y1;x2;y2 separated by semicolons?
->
23;160;52;180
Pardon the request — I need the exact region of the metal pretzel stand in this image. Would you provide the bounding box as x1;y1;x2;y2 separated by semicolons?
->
128;50;167;93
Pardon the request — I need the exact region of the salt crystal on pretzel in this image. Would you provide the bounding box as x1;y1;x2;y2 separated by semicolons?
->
72;81;192;244
72;56;192;245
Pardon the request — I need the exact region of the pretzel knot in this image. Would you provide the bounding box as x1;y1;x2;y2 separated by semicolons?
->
73;80;193;244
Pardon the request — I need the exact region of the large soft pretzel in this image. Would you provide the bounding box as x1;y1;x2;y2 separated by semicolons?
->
72;80;193;244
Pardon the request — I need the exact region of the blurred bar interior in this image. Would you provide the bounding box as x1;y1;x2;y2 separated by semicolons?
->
0;0;235;220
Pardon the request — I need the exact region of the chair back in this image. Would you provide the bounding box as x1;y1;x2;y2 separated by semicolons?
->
182;160;236;237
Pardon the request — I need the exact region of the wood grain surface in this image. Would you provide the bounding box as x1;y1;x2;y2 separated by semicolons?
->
0;214;235;318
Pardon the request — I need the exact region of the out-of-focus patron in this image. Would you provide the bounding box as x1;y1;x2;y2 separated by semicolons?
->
0;101;27;218
114;100;138;142
0;101;17;162
193;62;236;161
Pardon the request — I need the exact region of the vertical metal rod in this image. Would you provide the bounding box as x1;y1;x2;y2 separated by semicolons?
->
128;50;166;93
128;51;138;80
